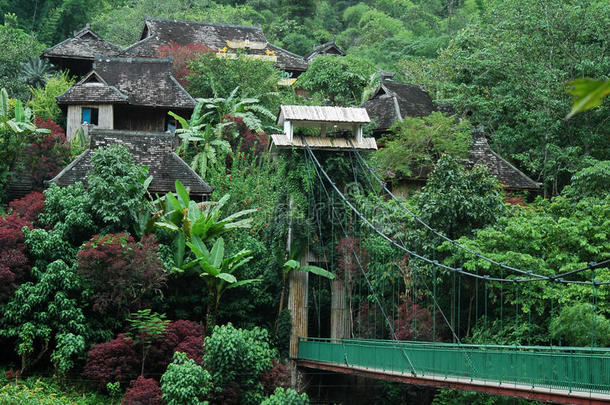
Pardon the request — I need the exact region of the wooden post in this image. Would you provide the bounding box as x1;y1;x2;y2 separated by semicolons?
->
330;280;348;339
288;259;308;358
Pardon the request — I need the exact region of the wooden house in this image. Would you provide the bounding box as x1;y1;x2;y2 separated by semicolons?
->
56;57;196;141
49;128;213;200
362;76;540;195
304;39;346;63
41;24;121;77
119;17;308;78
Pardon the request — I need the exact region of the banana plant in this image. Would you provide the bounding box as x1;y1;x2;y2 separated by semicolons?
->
183;236;260;331
154;180;255;267
0;88;46;134
169;99;231;178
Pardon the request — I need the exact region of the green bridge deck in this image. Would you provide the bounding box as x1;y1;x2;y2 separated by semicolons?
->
298;338;610;399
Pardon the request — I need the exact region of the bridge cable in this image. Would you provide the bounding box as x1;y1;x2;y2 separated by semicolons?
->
304;144;419;376
305;140;480;376
350;147;610;284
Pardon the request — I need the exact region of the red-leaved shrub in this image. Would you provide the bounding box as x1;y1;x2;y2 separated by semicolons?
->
260;359;290;396
25;118;70;190
156;41;214;87
9;191;45;224
77;234;167;316
84;333;139;388
0;212;32;301
146;320;204;375
226;115;269;156
122;376;163;405
212;381;243;405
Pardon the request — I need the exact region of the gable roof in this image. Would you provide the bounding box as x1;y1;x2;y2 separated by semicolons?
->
278;105;370;124
57;57;196;108
362;78;438;132
42;25;121;60
304;39;346;62
468;131;540;191
49;128;214;197
120;17;307;72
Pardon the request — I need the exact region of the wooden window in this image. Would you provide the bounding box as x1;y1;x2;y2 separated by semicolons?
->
82;107;99;125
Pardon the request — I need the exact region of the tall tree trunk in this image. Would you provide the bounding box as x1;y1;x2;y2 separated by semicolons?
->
288;262;308;358
330;280;347;340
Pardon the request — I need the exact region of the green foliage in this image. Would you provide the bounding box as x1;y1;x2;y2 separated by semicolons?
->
416;155;505;239
261;387;309;405
435;0;610;195
87;145;152;234
562;160;610;200
28;72;74;124
566;78;610;119
38;183;96;245
160;352;212;405
297;55;376;106
550;303;610;347
0;374;110;405
375;113;472;178
0;260;87;375
204;323;276;404
187;52;280;102
0;15;45;100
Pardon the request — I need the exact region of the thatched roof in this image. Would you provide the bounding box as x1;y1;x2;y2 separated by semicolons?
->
49;129;213;198
362;78;438;132
57;58;195;108
42;25;120;60
120;17;308;72
278;105;370;124
468;131;540;191
304;39;346;62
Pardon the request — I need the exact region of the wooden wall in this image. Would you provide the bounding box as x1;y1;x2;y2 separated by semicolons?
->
113;106;167;132
66;104;113;142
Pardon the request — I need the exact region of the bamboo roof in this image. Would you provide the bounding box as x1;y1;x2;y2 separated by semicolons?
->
278;105;370;125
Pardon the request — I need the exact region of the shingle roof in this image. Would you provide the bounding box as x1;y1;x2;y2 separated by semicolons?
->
304;39;346;62
57;58;195;108
468;131;540;191
278;105;370;124
42;25;121;59
362;78;438;132
49;128;214;197
120;17;307;72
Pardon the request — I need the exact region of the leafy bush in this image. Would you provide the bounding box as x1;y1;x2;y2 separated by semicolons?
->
261;388;309;405
204;323;276;405
0;374;110;405
0;260;87;375
157;41;213;87
28;72;74;124
38;183;96;245
146;320;205;374
84;333;139;389
122;376;163;405
77;234;166;317
562;160;610;200
550;303;610;347
87;145;151;234
160;352;213;405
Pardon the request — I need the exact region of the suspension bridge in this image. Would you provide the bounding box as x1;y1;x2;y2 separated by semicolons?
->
270;107;610;404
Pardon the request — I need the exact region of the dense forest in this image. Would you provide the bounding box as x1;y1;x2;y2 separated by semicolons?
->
0;0;608;404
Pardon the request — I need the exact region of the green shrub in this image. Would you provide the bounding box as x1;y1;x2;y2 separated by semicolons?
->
204;323;276;405
261;388;309;405
160;352;213;405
